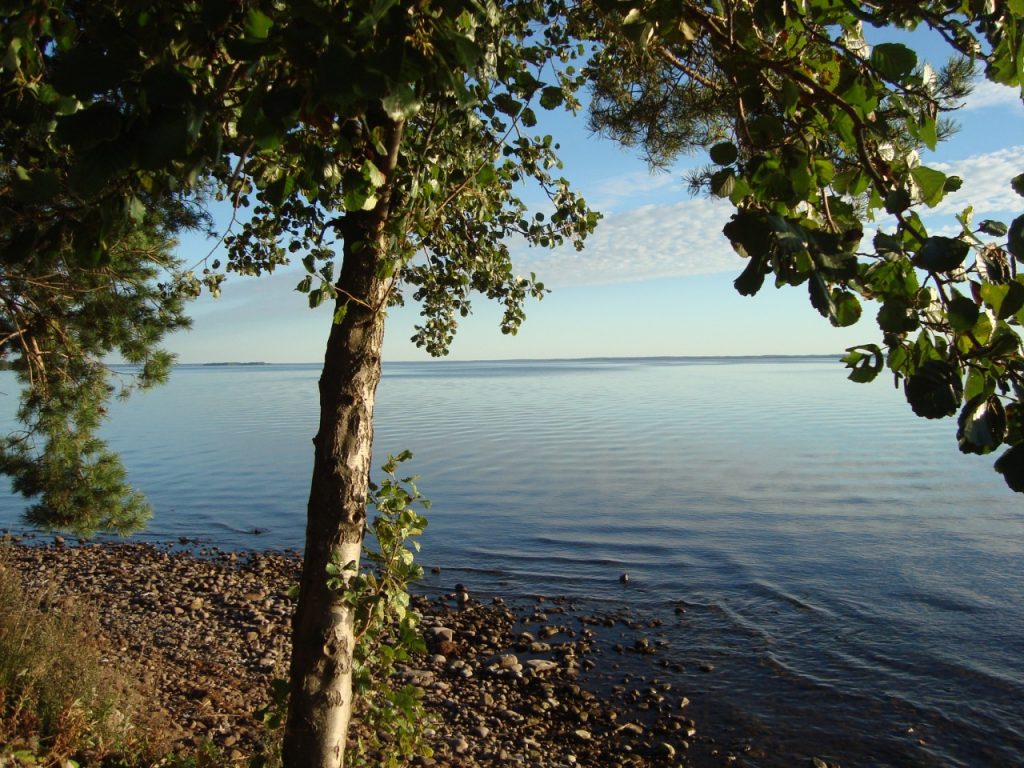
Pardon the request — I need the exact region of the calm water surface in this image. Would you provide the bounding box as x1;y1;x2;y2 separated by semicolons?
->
1;357;1021;767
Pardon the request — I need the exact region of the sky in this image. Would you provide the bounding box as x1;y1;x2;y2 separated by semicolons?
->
167;32;1024;364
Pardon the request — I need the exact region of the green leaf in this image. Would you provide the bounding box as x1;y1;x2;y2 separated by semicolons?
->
355;0;400;33
747;114;784;146
539;86;564;110
979;220;1008;237
964;368;989;402
127;195;146;224
733;254;768;296
830;290;861;327
244;9;274;40
808;273;831;318
1007;403;1024;445
884;187;911;214
958;396;1006;455
832;168;868;197
342;170;377;211
447;33;483;70
841;345;883;383
492;92;521;117
475;165;496;185
915;117;938;151
994;443;1024;493
981;281;1024;320
382;85;422;121
870;43;918;82
947;294;979;332
709;169;735;197
914;236;969;272
873;231;904;256
911;166;947;207
363;160;386;188
709;142;738;165
904;360;962;419
877;300;918;333
1008;214;1024;260
1012;173;1024;198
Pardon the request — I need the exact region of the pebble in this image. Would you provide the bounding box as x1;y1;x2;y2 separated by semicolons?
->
1;539;714;767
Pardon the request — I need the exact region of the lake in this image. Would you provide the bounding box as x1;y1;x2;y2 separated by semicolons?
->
1;357;1021;766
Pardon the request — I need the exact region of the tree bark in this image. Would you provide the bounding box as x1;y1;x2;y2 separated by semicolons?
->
283;119;403;768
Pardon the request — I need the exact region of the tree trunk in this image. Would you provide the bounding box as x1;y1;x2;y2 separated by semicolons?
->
282;119;403;768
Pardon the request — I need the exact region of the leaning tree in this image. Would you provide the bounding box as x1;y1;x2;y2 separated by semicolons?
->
2;0;599;764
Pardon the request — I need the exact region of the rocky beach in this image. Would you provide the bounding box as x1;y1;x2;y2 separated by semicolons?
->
0;537;775;768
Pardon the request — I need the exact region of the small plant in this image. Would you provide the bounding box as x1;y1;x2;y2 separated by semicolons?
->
326;451;434;768
250;678;288;768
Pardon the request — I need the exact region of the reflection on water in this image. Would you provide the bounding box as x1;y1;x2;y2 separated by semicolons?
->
1;357;1022;766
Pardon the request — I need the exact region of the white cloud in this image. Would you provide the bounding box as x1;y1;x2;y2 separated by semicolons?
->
962;79;1022;111
592;170;678;209
932;145;1024;217
512;197;738;288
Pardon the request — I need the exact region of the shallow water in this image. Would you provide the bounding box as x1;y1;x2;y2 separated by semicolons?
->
1;357;1021;766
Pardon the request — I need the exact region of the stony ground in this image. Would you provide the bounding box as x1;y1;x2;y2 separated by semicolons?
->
1;537;760;767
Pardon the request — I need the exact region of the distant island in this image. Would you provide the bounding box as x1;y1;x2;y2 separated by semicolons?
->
199;362;269;366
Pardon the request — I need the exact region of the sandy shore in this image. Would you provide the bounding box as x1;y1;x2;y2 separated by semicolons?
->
0;536;764;767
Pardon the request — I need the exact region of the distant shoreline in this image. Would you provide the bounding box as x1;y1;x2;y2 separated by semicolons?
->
197;361;269;366
170;353;844;367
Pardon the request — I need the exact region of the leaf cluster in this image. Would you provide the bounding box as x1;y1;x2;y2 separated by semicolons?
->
580;0;1024;492
326;452;433;768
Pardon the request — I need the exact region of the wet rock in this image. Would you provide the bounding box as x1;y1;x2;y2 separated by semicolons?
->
0;540;713;767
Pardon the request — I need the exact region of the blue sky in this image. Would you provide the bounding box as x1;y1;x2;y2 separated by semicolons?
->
168;39;1024;363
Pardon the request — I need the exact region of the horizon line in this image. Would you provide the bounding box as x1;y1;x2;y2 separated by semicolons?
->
169;352;847;366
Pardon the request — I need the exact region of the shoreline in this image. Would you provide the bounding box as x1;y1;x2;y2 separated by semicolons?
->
0;537;763;767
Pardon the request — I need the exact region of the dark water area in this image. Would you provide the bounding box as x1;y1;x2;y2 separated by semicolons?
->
1;357;1021;767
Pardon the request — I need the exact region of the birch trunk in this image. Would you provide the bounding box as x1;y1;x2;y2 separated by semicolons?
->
282;119;403;768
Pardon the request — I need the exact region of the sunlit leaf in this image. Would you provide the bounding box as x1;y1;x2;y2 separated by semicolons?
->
841;345;882;383
382;85;422;121
911;166;947;207
244;9;273;40
958;396;1006;455
870;43;917;81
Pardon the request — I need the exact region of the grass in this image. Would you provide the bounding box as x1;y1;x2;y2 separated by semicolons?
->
0;547;169;766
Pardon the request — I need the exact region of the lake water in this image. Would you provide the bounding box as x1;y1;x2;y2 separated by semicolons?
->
1;357;1021;767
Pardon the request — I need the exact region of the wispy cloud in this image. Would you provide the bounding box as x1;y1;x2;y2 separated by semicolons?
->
512;197;738;287
961;79;1022;111
932;145;1024;217
516;145;1024;289
592;169;680;210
